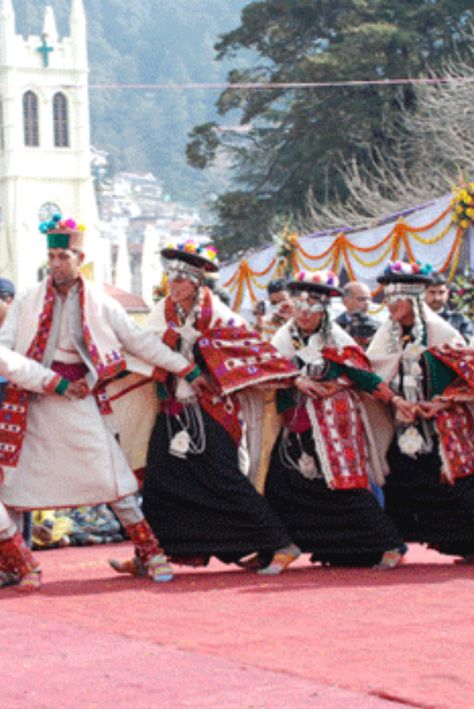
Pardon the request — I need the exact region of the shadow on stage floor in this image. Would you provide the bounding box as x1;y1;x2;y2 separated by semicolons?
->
6;558;471;599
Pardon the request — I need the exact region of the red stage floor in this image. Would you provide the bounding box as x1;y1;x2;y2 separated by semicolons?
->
1;543;473;709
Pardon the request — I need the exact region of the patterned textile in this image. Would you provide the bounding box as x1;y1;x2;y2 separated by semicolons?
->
429;344;474;386
305;391;369;490
428;345;474;483
436;403;474;483
125;519;164;565
323;345;373;372
0;387;29;467
197;326;297;396
0;283;57;467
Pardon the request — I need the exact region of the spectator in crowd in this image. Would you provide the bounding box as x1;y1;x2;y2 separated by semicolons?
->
424;272;473;341
254;278;294;339
335;281;379;349
0;277;15;328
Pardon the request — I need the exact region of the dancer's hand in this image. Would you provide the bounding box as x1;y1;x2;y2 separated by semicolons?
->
417;400;448;419
190;374;215;397
392;396;417;424
295;376;334;398
66;378;90;400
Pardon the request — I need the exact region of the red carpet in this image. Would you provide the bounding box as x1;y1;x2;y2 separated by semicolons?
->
1;543;473;709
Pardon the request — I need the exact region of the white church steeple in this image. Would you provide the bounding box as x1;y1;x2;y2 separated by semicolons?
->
42;6;58;47
0;0;15;64
0;0;102;289
70;0;87;66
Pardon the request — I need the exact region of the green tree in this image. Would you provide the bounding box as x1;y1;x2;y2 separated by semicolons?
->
188;0;474;255
15;0;247;207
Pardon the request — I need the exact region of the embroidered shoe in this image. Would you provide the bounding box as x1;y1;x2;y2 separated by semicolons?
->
0;570;19;588
147;554;174;583
108;556;148;577
257;544;301;576
374;549;405;570
16;569;42;593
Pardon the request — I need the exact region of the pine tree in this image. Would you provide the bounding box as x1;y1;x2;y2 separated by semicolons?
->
187;0;474;254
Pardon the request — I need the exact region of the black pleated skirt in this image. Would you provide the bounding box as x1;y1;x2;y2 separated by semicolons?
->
385;436;474;557
142;410;292;562
265;430;404;566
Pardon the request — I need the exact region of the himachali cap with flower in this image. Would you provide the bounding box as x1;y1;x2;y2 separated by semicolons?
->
39;213;87;252
377;260;433;298
289;270;342;297
161;239;219;276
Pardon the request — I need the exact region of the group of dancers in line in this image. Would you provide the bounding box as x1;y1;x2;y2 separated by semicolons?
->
1;216;474;592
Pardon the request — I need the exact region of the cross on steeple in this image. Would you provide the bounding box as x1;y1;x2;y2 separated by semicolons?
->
36;33;54;68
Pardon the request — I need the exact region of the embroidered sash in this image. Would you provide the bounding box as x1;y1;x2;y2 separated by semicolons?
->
285;390;369;490
280;345;371;490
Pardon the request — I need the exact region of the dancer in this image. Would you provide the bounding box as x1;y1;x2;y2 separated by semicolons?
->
0;344;86;589
132;240;300;575
0;215;207;590
265;270;410;568
368;261;474;560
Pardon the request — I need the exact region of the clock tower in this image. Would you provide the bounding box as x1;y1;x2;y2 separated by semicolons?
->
0;0;102;290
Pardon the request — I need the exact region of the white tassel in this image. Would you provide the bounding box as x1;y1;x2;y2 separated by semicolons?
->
298;452;318;479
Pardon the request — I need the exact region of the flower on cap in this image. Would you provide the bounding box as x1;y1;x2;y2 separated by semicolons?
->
383;260;432;277
38;213;86;235
294;270;339;288
183;240;198;253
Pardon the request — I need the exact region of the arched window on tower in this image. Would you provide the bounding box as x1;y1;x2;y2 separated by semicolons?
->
53;92;69;148
23;91;39;147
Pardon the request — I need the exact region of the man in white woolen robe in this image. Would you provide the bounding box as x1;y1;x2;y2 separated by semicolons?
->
0;345;88;590
0;215;207;590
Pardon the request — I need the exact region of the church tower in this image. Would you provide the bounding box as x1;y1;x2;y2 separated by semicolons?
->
0;0;101;289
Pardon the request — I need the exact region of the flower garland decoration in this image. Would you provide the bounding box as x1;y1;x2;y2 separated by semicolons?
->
451;182;474;230
274;225;298;277
451;269;474;320
152;278;168;303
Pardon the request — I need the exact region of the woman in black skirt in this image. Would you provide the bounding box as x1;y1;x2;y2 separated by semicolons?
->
265;270;410;568
118;240;300;576
368;261;474;560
